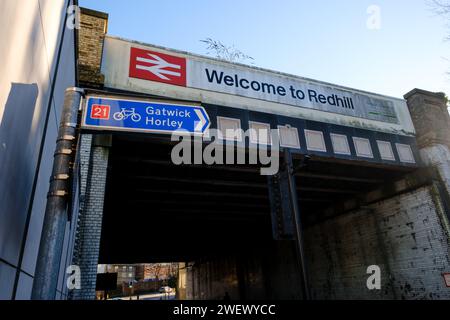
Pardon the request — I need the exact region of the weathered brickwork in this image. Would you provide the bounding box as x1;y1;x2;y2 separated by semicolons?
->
78;8;108;88
305;185;450;300
404;89;450;149
69;134;92;299
421;144;450;203
70;135;110;300
184;241;304;300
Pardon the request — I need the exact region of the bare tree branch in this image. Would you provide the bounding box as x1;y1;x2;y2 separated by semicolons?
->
429;0;450;40
429;0;450;76
429;0;450;15
200;38;254;64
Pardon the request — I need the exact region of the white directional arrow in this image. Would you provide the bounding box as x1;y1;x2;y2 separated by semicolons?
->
135;53;182;80
194;109;207;132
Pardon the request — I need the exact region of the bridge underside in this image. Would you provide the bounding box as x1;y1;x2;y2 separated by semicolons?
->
99;134;413;263
95;133;420;299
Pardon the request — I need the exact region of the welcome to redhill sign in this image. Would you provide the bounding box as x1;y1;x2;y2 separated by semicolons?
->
101;36;416;135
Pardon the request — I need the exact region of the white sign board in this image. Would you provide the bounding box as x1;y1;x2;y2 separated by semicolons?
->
189;60;397;124
101;36;416;136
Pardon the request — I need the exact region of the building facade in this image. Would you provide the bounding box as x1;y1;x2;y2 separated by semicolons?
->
0;0;78;300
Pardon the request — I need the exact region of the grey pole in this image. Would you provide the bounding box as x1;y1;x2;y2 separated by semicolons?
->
31;87;83;300
284;148;311;300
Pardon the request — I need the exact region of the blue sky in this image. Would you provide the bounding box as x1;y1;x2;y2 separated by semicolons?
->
80;0;450;99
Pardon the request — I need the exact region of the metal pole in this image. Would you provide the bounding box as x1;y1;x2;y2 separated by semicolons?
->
284;148;311;300
31;87;83;300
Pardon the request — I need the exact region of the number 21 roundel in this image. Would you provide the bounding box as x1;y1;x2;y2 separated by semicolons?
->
129;47;187;87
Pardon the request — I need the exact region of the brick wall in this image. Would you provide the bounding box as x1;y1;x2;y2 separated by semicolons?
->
185;241;304;300
188;257;241;300
305;185;450;300
78;8;108;88
70;135;110;300
404;89;450;149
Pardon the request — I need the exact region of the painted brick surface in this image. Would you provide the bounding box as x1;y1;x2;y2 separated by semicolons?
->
70;135;109;300
421;145;450;204
305;185;450;300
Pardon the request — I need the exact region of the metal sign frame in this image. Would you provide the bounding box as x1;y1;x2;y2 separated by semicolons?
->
81;95;210;136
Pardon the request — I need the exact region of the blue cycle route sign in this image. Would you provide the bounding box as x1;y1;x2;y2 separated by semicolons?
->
82;96;210;135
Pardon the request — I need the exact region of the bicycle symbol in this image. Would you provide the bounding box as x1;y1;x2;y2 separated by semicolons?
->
113;108;142;122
